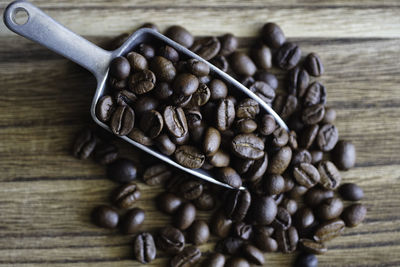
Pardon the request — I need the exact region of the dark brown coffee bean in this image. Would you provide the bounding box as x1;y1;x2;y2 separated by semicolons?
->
143;164;172;185
158;45;179;62
280;198;298;215
275;42;301;70
97;95;115;123
138;43;155;60
210;55;229;72
288;67;310;96
232;134;264;160
133;96;159;115
216;98;235;131
272;127;289;147
72;128;97;159
304;187;334;207
263;174;285;195
179;180;203;200
241;244;265;265
150;56;176;82
189;83;210;107
294;207;315;230
110;105;135;136
191;36;221;60
218;167;242;188
292;149;312;166
219;33;238;56
300;124;319;149
121;208;145;234
236;118;258;134
230;52;257;76
208;149;230;167
127;51;148;72
289;185;309;199
322;106;336;124
302;104;325;125
171;246;201;267
92;205;119;229
156;134;176;156
268;146;292;174
314;219;345;242
171;131;190;145
139;110;163;138
280;94;298;120
174;202;196;230
293;163;320;188
188;220;209;245
156;192;182;215
304;53;324;77
283;175;295;192
128;128;154;146
129;69;156;94
107;158;137;183
134;232;156;264
253;226;278;252
294;253;318;267
203;127;221;156
236;98;260;119
262;22;285;49
153;82;173;100
186;58;210;77
216;237;244;255
339;183;363;201
115;89;137;106
112;182;141;209
163;106;188;138
310;150;323;164
194;191;215;211
202;253;226;267
272;207;292;230
317;197;344;221
175;145;205;169
299;239;327;254
173;93;192;108
225;257;250;267
211;210;233;238
317;124;339;152
209;79;228;100
254;71;278;90
173;73;199;96
304;81;326;107
332;140;356;170
275;226;298;253
244;154;268;182
250;196;277;225
251;44;272;69
232;222;252;240
259;114;276;135
165;25;194;48
249;81;276;105
185;108;202;129
225;189;251;221
342;203;367;227
318;161;342;190
110;56;130;80
157;226;185;254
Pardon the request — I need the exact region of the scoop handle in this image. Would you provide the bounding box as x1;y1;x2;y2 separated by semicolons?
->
3;0;112;81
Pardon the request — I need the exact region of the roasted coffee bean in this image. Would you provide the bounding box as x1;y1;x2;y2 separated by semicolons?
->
225;189;251;221
272;207;292;230
175;145;205;169
185;108;202;129
280;94;298;120
139;110;163;138
170;246;201;267
72;128;97;159
261;22;285;49
127;51;148;72
121;208;145;234
186;58;210;77
272;94;286;115
288;67;310;96
322;106;336;124
317;124;339;152
156;134;176;155
108;33;129;50
218;167;242;188
97;95;115;123
216;237;244;255
300;124;319;149
232;134;264;160
254;71;278;90
268;146;292;174
294;253;318;267
191;36;221;60
283;175;295;192
219;33;238;56
188;220;209;245
203;127;221;156
216;98;235;131
232;222;252;240
93;142;118;165
179;180;203;200
318;161;342;190
129;69;156;94
302;104;325;125
275;42;301;70
92;205;119;229
339;183;363;201
251;44;272;69
210;55;229;72
157;226;185;254
317;197;344;221
143;164;172;185
310;150;323;164
202;253;226;267
158;45;179;62
134;232;156;264
244;154;268;182
109;56;130;80
332;140;356;170
280;198;298;215
153;82;173;100
225;257;250;267
263;174;285;195
305;53;324;77
294;207;315;230
163;106;188;138
211;210;233;238
165;25;194;48
236;98;260;119
289;185;309;199
194;191;216;210
156;192;183;214
299;239;327;255
110;105;135;136
259;114;276;135
107;158;137;183
303;82;326;107
115;89;137;106
230;51;257;76
304;187;334;207
292;149;312;166
138;43;155;59
253;226;278;252
293;163;320;188
342;204;367;227
128;128;154;146
242;244;265;265
250;196;277;225
314;219;345;242
112;182;141;209
209;79;228;100
250;81;276;105
173;73;199;96
208;149;230;167
172;93;192;107
150;56;176;82
174;202;196;230
272;127;289;147
275;226;299;253
133;96;159;115
236;118;258;134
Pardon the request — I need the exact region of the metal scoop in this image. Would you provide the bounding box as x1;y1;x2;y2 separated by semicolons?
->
4;0;288;190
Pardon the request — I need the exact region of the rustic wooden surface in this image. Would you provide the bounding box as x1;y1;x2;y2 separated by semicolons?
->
0;0;400;266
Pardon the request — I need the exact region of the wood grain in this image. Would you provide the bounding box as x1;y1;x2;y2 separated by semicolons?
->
0;0;400;266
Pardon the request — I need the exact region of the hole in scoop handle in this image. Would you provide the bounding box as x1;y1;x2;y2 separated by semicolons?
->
3;0;112;80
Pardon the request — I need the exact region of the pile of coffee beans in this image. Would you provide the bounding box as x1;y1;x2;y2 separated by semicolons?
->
72;22;367;267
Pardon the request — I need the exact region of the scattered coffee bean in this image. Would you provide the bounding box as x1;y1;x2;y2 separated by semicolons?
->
261;22;285;49
134;232;156;264
339;183;364;201
304;53;324;77
191;36;221;60
299;239;327;255
143;163;172;185
121;208;145;234
211;210;233;238
156;192;183;214
157;226;185;254
170;246;201;267
275;42;301;70
112;182;141;209
250;196;277;225
72;128;97;159
188;220;210;245
275;226;299;253
110;105;135;136
109;56;130;80
225;189;251;221
94;142;118;165
92;205;119;229
242;244;265;265
174;202;196;230
332;140;356;170
317;124;339;152
317;197;344;221
179;180;203;200
202;252;226;267
165;25;194;48
294;253;318;267
230;52;257;76
107;158;137;183
314;219;345;242
318;161;342;190
342;203;367;227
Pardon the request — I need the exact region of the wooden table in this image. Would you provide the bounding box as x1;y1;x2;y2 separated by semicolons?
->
1;0;399;266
